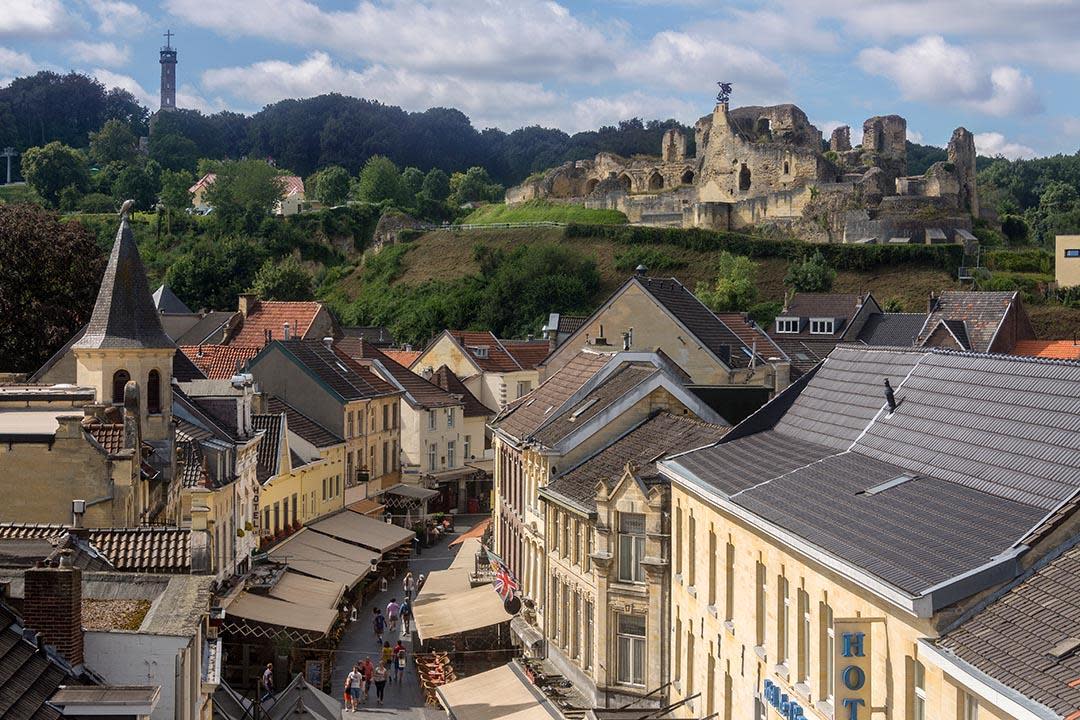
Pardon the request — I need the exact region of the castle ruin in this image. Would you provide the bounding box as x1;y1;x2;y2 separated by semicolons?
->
506;102;980;244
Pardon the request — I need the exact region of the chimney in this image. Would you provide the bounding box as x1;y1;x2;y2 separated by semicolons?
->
238;293;258;317
283;322;291;341
421;366;433;380
23;549;83;666
884;378;897;413
323;336;334;351
635;264;648;276
69;500;88;541
621;331;631;351
927;291;938;314
122;381;141;451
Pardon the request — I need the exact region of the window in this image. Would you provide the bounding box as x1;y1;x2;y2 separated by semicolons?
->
584;599;594;669
111;369;130;404
147;370;161;414
447;440;456;467
708;529;717;606
347;412;354;438
551;511;560;553
572;519;581;566
755;562;767;648
382;441;388;473
392;440;398;471
263;507;270;533
616;615;646;686
725;542;735;623
618;513;646;583
912;659;926;720
822;602;835;701
798;589;811;684
688;512;696;587
675;505;683;576
571;592;580;659
428;443;437;472
1066;248;1080;258
322;477;327;501
675;615;682;683
724;665;733;720
585;530;592;573
707;651;716;716
560;583;569;650
775;317;799;334
428;410;436;430
562;514;571;559
291;494;298;524
810;318;835;335
464;435;471;460
517;380;531;398
392;403;398;428
346;453;353;485
777;575;790;665
961;691;978;720
447;407;455;428
370;446;375;475
273;502;281;532
686;631;696;695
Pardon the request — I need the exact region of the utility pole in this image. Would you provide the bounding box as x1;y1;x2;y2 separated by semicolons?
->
1;147;16;184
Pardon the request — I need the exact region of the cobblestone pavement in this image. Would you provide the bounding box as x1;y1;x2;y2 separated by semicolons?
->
331;515;487;719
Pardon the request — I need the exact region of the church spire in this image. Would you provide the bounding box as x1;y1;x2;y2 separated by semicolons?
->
74;209;174;350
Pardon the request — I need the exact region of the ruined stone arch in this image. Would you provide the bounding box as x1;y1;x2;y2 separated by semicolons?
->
585;177;600;195
680;168;695;185
618;173;632;193
739;163;751;192
756;117;772;139
550;174;572;198
648;170;664;191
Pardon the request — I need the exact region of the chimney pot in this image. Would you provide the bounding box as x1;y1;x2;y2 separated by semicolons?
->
323;336;334;351
283;322;291;341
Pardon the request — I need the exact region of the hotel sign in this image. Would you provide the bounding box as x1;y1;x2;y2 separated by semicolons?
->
834;619;873;720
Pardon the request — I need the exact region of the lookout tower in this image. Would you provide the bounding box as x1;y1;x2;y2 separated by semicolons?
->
159;29;177;111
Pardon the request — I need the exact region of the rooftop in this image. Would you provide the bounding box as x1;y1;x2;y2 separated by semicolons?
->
431;365;492;417
1012;339;1080;361
446;330;528;373
152;284;191;314
637;276;752;367
0;524;192;574
856;312;927;347
180;345;261;379
260;340;398;403
918;290;1025;352
335;337;460;409
227;300;324;346
267;396;343;448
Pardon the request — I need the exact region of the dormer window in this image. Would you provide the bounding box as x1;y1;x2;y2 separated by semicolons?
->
810;318;835;335
469;345;490;359
775;317;799;334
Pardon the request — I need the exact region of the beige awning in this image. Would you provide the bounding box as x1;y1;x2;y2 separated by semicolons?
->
415;568;471;600
382;482;440;498
269;571;344;609
225;592;337;635
268;528;376;587
313;510;415;553
448;538;482;573
436;663;561;720
414;582;512;641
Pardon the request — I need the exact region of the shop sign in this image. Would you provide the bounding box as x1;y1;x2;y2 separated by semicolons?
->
834;619;873;720
763;679;805;720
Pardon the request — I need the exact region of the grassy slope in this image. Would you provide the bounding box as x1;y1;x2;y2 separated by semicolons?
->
461;201;627;225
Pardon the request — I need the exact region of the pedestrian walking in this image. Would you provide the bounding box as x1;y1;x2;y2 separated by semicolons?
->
349;604;357;622
346;664;363;711
372;660;389;705
373;607;386;645
260;662;274;702
403;572;416;601
380;640;394;676
400;598;412;634
386;597;400;631
417;573;425;591
361;657;374;702
393;641;407;684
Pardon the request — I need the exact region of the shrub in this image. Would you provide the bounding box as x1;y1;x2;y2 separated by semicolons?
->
784;251;836;292
78;192;116;213
984;248;1052;274
613;247;685;272
695;252;758;311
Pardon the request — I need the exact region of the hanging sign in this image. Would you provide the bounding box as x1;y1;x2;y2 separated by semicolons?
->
834;619;873;720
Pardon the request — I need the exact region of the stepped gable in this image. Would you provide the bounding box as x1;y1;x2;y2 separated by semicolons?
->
73;215;173;350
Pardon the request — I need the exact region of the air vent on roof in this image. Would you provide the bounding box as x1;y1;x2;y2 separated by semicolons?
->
569;398;599;421
335;362;350;374
858;474;918;496
1049;638;1080;660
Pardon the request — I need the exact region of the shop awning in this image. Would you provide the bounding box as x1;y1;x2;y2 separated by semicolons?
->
312;510;415;553
268;571;344;610
268;528;376;587
225;592;337;636
436;663;561;720
465;459;494;475
448;518;491;547
416;568;471;600
414;583;512;641
381;482;440;499
346;498;385;517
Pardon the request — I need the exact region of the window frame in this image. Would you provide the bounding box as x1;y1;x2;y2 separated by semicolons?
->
617;512;647;584
447;440;456;468
810;317;835;335
616;614;647;687
775;317;799;334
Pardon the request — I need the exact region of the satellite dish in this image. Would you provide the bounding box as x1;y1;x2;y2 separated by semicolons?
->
504;596;522;615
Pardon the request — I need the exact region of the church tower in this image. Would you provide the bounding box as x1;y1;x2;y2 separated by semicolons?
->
159;30;177;111
72;210;176;444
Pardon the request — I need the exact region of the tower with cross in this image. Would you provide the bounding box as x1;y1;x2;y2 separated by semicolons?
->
159;29;177;112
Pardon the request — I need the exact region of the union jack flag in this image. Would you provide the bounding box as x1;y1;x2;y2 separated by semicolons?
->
485;547;519;602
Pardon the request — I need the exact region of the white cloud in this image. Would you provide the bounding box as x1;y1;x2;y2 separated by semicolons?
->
89;68;155;107
0;46;42;85
857;35;1041;117
906;129;924;144
70;40;129;67
0;0;72;36
974;132;1036;160
85;0;151;35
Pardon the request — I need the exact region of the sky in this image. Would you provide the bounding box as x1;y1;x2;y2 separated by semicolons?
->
2;0;1079;159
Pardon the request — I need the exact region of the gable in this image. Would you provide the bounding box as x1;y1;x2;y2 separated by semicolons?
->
922;322;965;350
415;333;481;378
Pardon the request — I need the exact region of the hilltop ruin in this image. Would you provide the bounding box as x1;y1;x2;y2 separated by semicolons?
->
507;102;980;245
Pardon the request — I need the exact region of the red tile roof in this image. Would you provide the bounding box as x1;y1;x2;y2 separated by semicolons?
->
84;422;126;454
502;340;550;370
447;331;523;373
227;301;324;346
1012;339;1080;361
383;349;421;367
180;345;261;379
432;365;493;418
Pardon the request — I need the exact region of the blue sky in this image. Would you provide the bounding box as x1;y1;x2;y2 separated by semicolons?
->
3;0;1079;159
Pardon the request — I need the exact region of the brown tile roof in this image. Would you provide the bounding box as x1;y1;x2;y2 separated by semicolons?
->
227;301;324;346
383;349;421;367
448;331;523;373
0;524;190;573
494;350;612;442
83;422;126;454
269;341;398;402
335;338;459;409
917;291;1019;352
0;603;71;720
532;363;659;447
431;365;493;418
252;414;284;483
636;277;751;367
936;542;1080;717
267;396;343;448
713;312;788;359
502;340;550;370
180;345;261;379
544;411;728;511
177;440;210;489
1013;339;1080;361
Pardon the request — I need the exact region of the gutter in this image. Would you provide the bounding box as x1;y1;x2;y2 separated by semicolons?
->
537;486;595;519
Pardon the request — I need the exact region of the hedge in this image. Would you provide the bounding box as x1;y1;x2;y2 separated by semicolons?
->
564;223;965;273
983;248;1052;274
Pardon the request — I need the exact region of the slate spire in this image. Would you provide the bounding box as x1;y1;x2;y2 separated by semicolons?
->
74;212;174;350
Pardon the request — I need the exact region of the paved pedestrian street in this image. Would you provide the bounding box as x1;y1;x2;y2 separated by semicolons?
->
330;516;487;718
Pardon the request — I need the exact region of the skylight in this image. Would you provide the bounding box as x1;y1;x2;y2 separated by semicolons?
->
858;474;918;496
569;397;599;421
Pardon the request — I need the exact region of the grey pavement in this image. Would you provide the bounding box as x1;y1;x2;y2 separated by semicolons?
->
331;515;488;719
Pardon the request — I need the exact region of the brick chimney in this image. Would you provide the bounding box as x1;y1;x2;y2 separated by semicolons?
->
23;550;83;666
238;293;258;317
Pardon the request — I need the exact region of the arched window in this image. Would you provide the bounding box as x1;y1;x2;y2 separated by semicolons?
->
618;174;632;192
681;169;694;185
648;171;664;191
739;164;752;192
585;178;600;195
783;161;790;175
147;370;162;415
111;370;130;405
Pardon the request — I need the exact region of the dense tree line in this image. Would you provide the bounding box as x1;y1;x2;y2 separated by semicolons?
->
978;153;1080;246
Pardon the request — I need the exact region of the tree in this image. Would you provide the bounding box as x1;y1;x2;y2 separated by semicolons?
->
165;237;266;310
448;166;503;206
695;251;758;311
159;169;193;214
204;158;285;233
310;165;350;206
400;166;424;201
103;87;149;135
111;160;160;211
356;155;402;204
21;142;89;207
0;204;106;371
89;119;138;166
784;251;836;293
250;256;315;301
148;133;199;173
420;168;450;202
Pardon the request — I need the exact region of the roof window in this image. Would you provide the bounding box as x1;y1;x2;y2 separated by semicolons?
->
569;397;599;421
775;317;799;334
468;345;490;359
810;318;835;335
1049;637;1080;660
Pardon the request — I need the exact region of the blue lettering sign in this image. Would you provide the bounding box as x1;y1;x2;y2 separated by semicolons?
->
842;632;865;658
842;698;865;720
762;680;805;720
842;665;866;691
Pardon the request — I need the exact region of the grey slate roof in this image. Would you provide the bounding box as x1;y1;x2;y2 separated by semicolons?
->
335;338;459;409
544;411;728;511
152;283;192;314
73;216;173;350
431;365;493;418
173;311;236;345
856;313;926;346
665;345;1080;598
253;413;284;483
267;396;343;448
637;276;751;368
917;291;1021;352
936;541;1080;718
0;603;72;719
273;341;398;402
